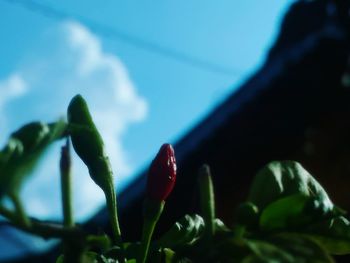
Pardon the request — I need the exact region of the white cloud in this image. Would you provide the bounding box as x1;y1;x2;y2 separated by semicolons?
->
0;20;148;220
0;74;27;102
0;74;27;135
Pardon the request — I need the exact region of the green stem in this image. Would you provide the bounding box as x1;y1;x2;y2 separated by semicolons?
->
140;219;157;263
0;205;85;239
60;140;74;227
9;192;31;228
104;182;122;246
198;164;215;238
60;140;80;263
139;199;164;263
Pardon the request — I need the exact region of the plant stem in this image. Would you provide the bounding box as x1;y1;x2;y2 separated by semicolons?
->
0;205;85;239
139;219;157;263
9;192;31;228
139;199;164;263
60;140;74;227
60;140;82;263
104;182;122;246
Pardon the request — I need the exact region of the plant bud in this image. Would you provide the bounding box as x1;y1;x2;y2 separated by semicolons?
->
147;144;176;201
67;95;105;166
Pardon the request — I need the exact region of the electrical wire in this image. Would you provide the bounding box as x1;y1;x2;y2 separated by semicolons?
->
2;0;243;77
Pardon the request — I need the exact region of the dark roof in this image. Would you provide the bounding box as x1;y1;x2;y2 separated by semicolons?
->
94;0;350;240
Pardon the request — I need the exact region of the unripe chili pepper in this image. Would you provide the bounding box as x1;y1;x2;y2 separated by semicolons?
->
67;95;113;191
67;95;105;178
67;94;121;245
147;143;177;201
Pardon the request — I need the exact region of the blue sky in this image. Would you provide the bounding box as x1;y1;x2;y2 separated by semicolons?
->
0;0;294;224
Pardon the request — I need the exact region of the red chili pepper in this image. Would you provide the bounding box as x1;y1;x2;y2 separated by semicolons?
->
147;143;177;201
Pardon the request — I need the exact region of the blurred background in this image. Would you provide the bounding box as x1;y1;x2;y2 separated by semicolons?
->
3;0;350;262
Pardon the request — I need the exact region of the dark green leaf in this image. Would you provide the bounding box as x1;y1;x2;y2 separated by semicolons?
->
82;251;100;263
214;218;231;233
87;234;112;252
162;248;175;263
259;194;310;231
302;216;350;255
0;119;66;196
244;235;333;262
248;161;333;212
267;233;334;263
155;214;204;248
118;242;140;259
235;202;259;229
245;239;294;262
55;255;64;263
203;236;250;262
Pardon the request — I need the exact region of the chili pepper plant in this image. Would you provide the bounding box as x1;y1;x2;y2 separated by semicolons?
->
1;94;350;262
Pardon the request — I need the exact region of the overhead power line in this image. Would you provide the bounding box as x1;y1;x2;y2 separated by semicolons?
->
2;0;243;77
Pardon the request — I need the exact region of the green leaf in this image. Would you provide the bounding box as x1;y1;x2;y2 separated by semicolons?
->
235;202;259;229
248;161;333;211
0;119;66;196
163;248;175;263
267;233;334;263
104;245;129;262
87;234;112;252
123;243;140;260
155;214;204;248
0;138;23;165
200;236;250;262
259;194;310;231
245;239;294;262
244;234;334;263
302;216;350;255
58;252;101;263
82;251;100;263
214;218;231;233
55;255;64;263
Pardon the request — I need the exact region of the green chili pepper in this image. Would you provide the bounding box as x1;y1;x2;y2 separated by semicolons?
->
67;94;113;190
67;95;105;171
67;94;122;245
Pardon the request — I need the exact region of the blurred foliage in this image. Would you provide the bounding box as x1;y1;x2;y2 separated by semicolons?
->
1;96;350;262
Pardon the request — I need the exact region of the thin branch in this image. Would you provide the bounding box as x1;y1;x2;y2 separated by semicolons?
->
0;205;86;240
